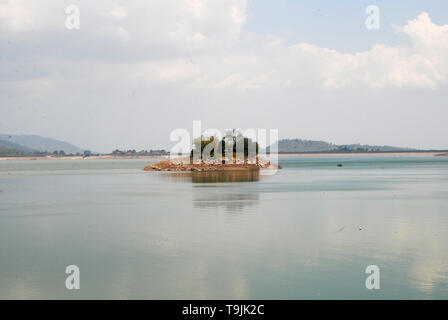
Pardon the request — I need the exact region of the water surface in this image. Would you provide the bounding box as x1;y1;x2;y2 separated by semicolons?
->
0;156;447;299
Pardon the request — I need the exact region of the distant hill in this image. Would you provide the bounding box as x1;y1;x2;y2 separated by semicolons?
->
0;134;85;154
268;139;334;152
0;139;37;153
266;139;417;153
334;143;417;152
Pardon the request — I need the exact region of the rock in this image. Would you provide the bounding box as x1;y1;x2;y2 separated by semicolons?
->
143;158;282;172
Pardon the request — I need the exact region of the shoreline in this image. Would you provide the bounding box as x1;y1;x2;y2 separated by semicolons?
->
143;159;280;172
275;152;447;157
0;155;170;161
1;152;447;161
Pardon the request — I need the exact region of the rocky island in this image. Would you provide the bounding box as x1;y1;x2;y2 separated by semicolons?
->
143;132;281;172
143;158;280;172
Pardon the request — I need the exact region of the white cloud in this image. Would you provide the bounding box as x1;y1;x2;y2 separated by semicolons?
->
1;2;448;150
197;12;448;90
0;1;36;31
398;12;448;52
1;1;446;90
108;5;128;21
290;12;448;89
0;0;247;53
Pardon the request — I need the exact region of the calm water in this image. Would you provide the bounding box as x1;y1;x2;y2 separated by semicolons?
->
0;156;447;299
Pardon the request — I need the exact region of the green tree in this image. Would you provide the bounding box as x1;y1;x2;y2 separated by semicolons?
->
190;130;258;164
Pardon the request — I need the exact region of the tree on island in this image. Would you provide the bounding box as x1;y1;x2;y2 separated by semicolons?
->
190;129;259;164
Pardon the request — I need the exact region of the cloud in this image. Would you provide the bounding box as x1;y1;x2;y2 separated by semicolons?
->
108;5;128;21
0;1;36;31
198;12;448;90
0;0;247;61
1;1;447;90
1;2;448;151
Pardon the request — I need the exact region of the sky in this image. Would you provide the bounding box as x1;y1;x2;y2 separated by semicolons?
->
1;0;448;152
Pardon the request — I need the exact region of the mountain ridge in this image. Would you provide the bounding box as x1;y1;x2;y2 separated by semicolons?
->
0;134;85;154
266;138;419;153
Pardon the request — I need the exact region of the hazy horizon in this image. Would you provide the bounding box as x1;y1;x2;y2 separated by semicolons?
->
1;1;448;153
1;131;445;154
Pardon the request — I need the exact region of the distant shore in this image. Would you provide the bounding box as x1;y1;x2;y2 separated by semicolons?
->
0;155;170;161
1;152;447;161
276;152;448;157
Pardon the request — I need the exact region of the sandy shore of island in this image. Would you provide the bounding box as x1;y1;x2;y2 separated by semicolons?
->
143;159;281;172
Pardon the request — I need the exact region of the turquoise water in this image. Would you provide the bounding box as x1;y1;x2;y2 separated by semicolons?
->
0;156;447;299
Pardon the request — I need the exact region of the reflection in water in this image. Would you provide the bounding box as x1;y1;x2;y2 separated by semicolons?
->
193;171;260;213
192;170;259;183
2;157;448;298
164;170;260;183
160;170;261;213
193;192;259;213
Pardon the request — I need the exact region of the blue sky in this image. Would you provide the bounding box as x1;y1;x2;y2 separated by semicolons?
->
245;0;448;51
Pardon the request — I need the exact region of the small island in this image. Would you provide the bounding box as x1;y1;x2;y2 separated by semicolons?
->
143;132;281;172
143;159;278;172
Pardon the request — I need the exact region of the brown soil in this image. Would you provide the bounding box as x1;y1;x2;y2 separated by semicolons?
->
143;159;281;172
